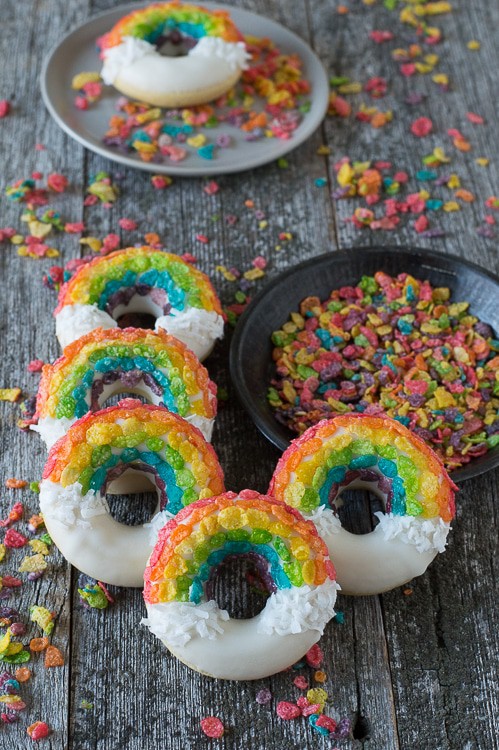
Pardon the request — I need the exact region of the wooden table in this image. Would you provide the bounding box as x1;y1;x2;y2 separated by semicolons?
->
1;1;498;748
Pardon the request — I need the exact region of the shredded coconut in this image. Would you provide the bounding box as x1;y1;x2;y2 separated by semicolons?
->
101;37;156;84
185;413;214;442
374;512;451;553
142;600;229;647
30;415;75;449
155;308;224;361
257;579;340;636
307;505;342;537
189;37;251;71
55;304;117;349
39;480;109;529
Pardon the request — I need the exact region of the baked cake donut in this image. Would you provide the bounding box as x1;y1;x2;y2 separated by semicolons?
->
39;399;225;586
142;490;339;680
99;2;250;107
54;247;224;360
269;415;457;595
33;327;217;449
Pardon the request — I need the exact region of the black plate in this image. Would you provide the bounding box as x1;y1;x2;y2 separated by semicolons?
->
229;246;499;483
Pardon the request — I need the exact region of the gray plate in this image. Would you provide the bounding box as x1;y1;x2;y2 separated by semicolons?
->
40;2;329;176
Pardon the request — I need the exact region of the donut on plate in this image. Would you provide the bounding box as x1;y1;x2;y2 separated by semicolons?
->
33;327;217;449
54;247;225;359
39;400;225;586
142;490;339;680
269;414;457;595
99;2;250;107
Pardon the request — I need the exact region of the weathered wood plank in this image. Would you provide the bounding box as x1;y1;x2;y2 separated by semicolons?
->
0;0;91;747
0;0;498;748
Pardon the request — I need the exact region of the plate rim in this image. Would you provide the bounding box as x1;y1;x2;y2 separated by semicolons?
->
40;1;330;176
229;245;499;483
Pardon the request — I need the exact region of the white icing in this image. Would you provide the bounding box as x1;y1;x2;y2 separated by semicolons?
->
39;479;159;586
298;506;441;596
189;37;250;71
55;302;222;361
307;504;342;537
144;509;175;547
103;35;248;107
30;416;74;450
143;600;325;680
39;480;109;529
374;513;451;554
257;580;340;636
55;304;117;349
155;308;224;361
101;36;156;85
142;600;230;648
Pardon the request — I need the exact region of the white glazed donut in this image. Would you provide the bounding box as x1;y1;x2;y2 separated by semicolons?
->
33;327;217;449
269;415;457;596
39;400;225;587
142;490;339;680
53;247;225;360
99;2;250;107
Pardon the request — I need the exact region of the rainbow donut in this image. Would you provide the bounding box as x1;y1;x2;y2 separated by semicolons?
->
99;2;250;107
39;400;225;586
142;490;339;680
54;247;225;360
33;327;217;449
269;415;456;595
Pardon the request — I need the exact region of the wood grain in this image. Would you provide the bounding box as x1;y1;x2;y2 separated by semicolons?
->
0;0;497;748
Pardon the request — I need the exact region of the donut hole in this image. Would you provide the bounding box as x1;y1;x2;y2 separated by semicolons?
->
106;489;159;527
105;467;161;526
98;388;153;411
117;312;157;330
153;27;198;57
206;555;270;620
106;290;167;328
334;488;383;535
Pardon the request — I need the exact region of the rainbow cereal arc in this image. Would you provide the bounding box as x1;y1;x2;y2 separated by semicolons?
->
101;2;242;49
269;414;457;595
142;490;339;680
39;400;225;586
54;248;224;359
33;327;217;448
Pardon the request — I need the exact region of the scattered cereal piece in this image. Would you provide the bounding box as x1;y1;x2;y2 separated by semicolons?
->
15;667;31;682
255;688;272;705
200;716;224;738
411;117;433;137
293;676;309;690
27;721;50;740
306;644;324;669
47;174;68;193
29;606;55;636
5;479;27;489
276;701;301;720
29;637;49;653
44;645;64;668
0;389;21;403
118;218;137;231
28;360;44;373
3;529;28;549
